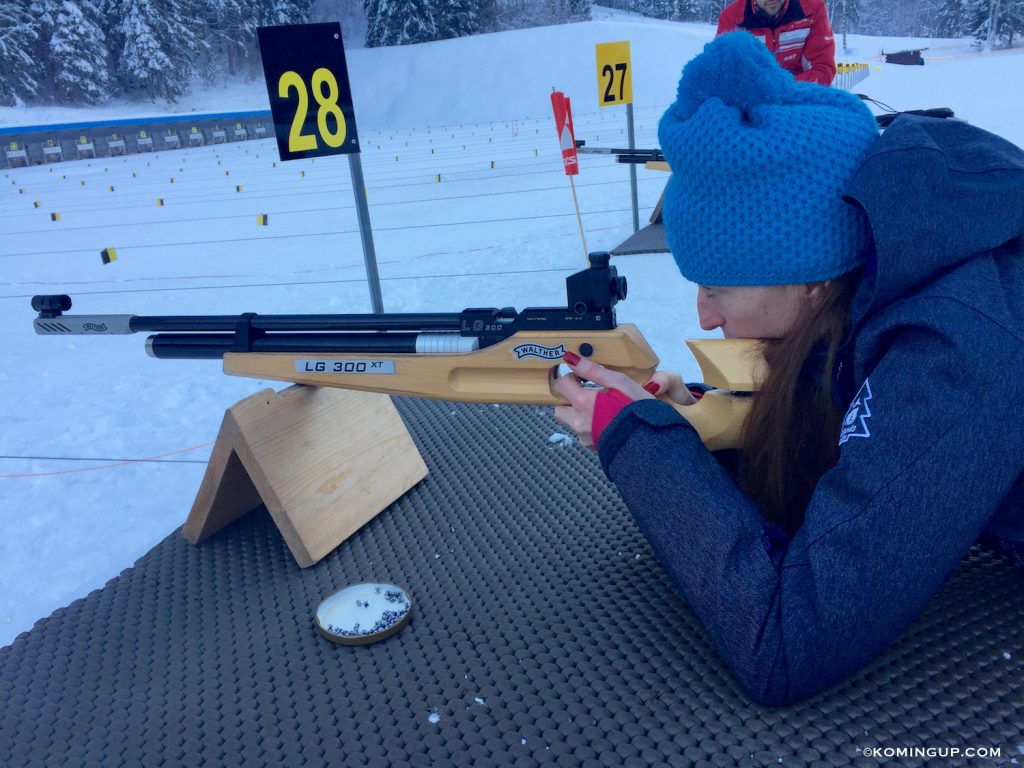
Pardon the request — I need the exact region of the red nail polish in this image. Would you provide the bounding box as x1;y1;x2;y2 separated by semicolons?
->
562;351;581;365
643;382;660;395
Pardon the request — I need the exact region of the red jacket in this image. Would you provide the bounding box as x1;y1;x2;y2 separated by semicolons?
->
716;0;836;86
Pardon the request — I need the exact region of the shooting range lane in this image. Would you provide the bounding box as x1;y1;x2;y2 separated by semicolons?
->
0;399;1021;766
0;105;672;281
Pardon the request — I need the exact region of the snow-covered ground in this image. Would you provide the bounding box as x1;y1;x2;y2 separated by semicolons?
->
1;14;1022;648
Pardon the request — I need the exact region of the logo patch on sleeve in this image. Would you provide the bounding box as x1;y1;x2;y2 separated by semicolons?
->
839;378;873;445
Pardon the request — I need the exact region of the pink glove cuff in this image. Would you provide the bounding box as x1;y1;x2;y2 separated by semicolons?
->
592;389;634;449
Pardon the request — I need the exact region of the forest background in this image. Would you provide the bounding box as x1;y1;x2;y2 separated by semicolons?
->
1;0;1022;108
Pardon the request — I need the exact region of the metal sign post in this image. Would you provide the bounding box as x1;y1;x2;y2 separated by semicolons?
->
257;22;384;313
626;102;638;234
595;40;638;234
347;153;384;312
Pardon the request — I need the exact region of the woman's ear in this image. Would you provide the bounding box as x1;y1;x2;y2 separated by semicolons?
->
804;281;830;309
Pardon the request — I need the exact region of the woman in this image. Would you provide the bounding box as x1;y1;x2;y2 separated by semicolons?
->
554;32;1024;706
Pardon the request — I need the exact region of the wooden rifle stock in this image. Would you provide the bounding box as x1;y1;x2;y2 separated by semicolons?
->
222;334;760;452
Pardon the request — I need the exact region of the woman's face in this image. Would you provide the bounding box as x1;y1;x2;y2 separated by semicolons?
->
696;283;822;339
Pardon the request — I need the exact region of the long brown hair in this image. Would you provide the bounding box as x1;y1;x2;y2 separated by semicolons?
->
737;270;862;535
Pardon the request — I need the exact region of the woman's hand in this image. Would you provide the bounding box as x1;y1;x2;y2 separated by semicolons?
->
553;353;658;451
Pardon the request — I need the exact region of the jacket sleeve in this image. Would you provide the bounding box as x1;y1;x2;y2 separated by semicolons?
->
716;1;741;35
794;1;836;85
597;308;1024;706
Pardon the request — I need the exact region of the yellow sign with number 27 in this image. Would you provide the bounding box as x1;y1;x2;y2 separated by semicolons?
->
595;41;633;107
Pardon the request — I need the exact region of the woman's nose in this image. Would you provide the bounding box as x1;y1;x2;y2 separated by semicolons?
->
697;296;722;331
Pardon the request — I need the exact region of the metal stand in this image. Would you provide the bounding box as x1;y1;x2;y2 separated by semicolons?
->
626;103;639;233
348;153;385;313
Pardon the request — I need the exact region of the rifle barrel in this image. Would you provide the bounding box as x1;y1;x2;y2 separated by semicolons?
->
146;331;477;359
576;147;664;163
131;312;463;333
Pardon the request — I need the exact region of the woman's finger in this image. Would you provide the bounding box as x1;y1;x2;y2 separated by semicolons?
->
563;354;652;400
647;371;696;406
551;369;587;405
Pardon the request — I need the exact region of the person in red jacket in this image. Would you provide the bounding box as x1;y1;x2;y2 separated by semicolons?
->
717;0;836;85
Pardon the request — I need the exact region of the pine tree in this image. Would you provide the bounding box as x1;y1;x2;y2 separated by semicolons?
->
675;0;702;21
936;0;980;36
1006;0;1024;45
49;0;113;104
826;0;862;33
195;0;257;75
695;0;722;22
365;0;385;45
649;0;675;20
434;0;479;39
969;0;1023;47
0;2;41;105
368;0;437;45
115;0;196;101
265;0;313;24
565;0;591;21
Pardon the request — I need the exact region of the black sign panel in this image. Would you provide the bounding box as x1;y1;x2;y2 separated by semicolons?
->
257;22;360;161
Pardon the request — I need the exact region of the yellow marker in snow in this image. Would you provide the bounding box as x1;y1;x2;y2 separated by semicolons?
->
100;247;117;264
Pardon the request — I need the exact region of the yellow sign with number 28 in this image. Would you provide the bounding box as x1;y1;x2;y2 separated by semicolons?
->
257;22;360;161
277;67;347;152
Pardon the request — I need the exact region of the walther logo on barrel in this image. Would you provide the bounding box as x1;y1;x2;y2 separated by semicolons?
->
513;343;565;360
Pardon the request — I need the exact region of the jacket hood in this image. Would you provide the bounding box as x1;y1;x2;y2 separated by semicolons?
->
842;115;1024;318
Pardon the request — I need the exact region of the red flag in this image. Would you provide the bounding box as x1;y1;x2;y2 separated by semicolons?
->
550;90;579;176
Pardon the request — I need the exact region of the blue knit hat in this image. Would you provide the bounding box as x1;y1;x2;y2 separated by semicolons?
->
658;32;879;286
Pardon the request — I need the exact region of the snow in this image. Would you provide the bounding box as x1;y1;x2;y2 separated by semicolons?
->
2;15;1023;648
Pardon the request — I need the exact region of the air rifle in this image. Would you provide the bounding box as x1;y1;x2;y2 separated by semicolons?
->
31;253;758;450
575;142;665;166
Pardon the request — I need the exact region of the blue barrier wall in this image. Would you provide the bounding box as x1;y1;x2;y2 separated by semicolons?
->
2;110;274;167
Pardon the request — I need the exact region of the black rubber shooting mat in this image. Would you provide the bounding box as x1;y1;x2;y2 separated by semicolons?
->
2;398;1022;768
